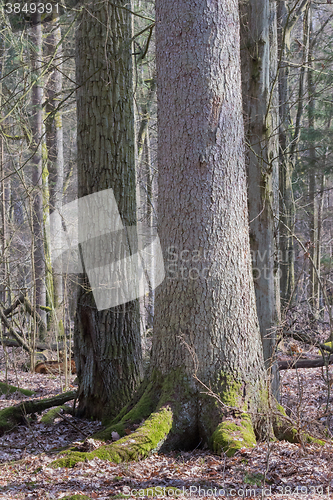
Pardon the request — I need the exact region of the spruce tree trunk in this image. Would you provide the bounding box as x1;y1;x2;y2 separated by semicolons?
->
149;0;269;449
74;0;142;421
240;0;280;397
45;14;64;311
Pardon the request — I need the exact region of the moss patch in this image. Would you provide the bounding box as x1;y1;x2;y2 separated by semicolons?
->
218;374;244;409
212;413;256;457
0;406;24;434
41;405;68;425
51;406;173;468
272;403;298;442
318;341;333;355
0;382;34;397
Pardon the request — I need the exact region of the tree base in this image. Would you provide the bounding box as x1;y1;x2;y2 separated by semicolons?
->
50;369;269;467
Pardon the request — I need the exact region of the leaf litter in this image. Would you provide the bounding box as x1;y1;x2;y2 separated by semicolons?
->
0;347;332;499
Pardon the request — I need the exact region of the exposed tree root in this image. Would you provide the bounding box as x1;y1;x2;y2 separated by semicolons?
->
50;406;173;468
272;402;325;446
50;370;271;468
47;369;328;470
0;391;76;435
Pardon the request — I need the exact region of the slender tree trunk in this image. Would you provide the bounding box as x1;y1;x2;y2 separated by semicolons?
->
278;0;295;308
307;6;319;320
45;14;64;311
0;39;6;309
30;12;46;326
240;0;280;397
75;0;142;421
137;79;156;331
278;0;309;308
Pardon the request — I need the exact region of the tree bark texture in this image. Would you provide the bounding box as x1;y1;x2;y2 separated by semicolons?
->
278;0;295;307
150;0;269;449
45;14;64;309
30;13;46;324
75;0;142;421
307;7;320;319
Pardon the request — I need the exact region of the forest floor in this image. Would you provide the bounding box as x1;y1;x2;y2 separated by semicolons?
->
0;342;332;500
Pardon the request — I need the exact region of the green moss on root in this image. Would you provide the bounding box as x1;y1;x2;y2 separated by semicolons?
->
212;413;256;457
51;406;173;468
272;402;324;445
0;382;34;397
0;406;23;433
272;403;298;442
41;406;68;425
303;434;325;446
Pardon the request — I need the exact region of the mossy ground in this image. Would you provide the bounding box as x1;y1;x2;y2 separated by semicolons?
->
0;382;34;397
41;405;69;425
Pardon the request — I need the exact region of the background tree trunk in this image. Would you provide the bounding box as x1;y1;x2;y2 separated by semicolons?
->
74;0;142;421
30;12;46;326
45;13;64;314
278;0;308;308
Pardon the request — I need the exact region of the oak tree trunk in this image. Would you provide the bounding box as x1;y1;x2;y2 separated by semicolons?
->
74;0;142;421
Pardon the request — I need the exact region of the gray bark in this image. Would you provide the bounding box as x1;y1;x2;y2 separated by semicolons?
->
30;12;46;325
278;0;308;307
45;14;64;310
151;0;268;447
75;0;142;421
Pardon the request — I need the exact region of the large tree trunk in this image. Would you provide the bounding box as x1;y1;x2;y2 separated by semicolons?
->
240;0;280;398
30;12;46;327
149;0;269;452
74;0;142;421
87;0;271;454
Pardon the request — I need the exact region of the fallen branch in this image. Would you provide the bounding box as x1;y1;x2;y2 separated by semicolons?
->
278;355;333;370
0;390;77;435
